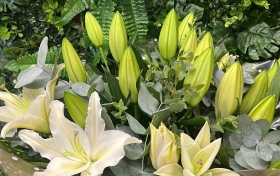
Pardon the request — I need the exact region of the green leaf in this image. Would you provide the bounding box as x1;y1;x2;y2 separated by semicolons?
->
14;66;43;88
266;63;280;103
255;119;270;135
256;141;273;161
241;122;262;148
104;70;124;101
119;0;149;43
229;133;242;150
126;113;146;135
177;116;206;126
138;83;159;116
237;22;279;60
152;103;185;117
101;110;115;130
270;144;280;162
0;0;29;12
37;37;48;67
240;145;269;169
175;3;204;21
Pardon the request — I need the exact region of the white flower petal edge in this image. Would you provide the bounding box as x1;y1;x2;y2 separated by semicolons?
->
154;163;184;176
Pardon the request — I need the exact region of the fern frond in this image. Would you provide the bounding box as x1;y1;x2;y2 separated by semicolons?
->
58;0;86;28
120;0;149;43
88;0;116;65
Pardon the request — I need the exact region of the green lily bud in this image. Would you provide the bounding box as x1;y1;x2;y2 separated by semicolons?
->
85;12;104;47
215;62;244;119
268;58;280;86
248;95;276;124
178;12;195;46
194;32;213;58
62;38;87;83
179;28;197;59
118;47;140;104
240;70;269;114
158;8;178;60
64;92;88;127
109;11;127;63
184;47;214;107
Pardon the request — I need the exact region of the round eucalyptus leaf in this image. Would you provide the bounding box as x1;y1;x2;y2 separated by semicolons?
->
237;114;253;130
229;133;242;149
138;83;159;116
72;82;91;97
37;36;48;67
15;66;43;88
126;113;146;135
256;141;273;161
234;150;252;169
255;119;270;135
241;122;262;148
270;144;280;162
124;143;144;160
240;145;269;169
23;66;52;89
262;131;280;144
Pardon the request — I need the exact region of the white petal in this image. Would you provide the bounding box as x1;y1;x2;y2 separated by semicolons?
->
181;133;199;173
0;106;24;121
45;78;57;105
88;130;141;175
154;163;184;176
22;87;45;102
0;92;23;107
18;130;62;160
34;157;90;176
202;168;240;176
193;139;221;176
195;122;210;149
183;169;195;176
27;95;48;120
85;92;105;146
1;114;50;138
156;142;179;170
49;101;91;161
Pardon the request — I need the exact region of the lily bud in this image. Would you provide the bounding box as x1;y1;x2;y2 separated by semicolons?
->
158;8;178;60
240;70;269;114
184;47;214;107
194;32;213;58
149;123;179;170
248;95;276;124
62;38;87;83
109;11;127;63
85;12;104;47
179;28;197;59
64;92;88;127
178;12;195;46
215;62;244;119
118;47;140;104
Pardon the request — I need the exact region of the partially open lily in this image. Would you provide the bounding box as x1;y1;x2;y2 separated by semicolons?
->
19;92;141;176
154;122;239;176
0;78;57;137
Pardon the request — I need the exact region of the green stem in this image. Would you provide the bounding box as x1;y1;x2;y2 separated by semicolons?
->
134;104;140;120
183;106;194;119
99;47;110;73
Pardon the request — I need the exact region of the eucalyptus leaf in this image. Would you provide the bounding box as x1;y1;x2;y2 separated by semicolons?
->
138;83;159;115
72;82;91;97
255;119;270;135
262;131;280;144
241;122;262;148
178;116;206;126
270;144;280;162
229;133;242;150
256;141;273;161
37;37;48;67
14;66;43;88
229;158;246;171
240;145;269;169
126;113;146;135
54;81;69;99
101;110;115;130
124;143;144;160
234;150;252;169
152;103;185;117
105;70;124;101
237;114;253;130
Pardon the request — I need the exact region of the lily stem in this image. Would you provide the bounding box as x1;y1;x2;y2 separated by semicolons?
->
134;104;140;120
99;47;110;73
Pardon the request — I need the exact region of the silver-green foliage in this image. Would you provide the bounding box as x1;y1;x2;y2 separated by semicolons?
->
229;115;280;170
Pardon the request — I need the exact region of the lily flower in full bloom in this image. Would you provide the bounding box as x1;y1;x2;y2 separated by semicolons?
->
154;122;239;176
19;92;142;176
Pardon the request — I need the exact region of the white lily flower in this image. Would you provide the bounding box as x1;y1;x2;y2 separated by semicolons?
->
154;122;239;176
19;92;142;176
0;78;57;137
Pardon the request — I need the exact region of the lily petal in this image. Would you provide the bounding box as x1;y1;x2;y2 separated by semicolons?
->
88;130;141;175
181;133;200;165
85;92;105;147
22;87;45;102
18;130;62;160
49;101;91;162
154;163;184;176
34;157;90;176
157;141;178;170
193;139;221;176
0;106;24;122
0;92;28;108
202;168;240;176
195;122;210;149
183;169;195;176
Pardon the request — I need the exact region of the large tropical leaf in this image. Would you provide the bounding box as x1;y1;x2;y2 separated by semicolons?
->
237;22;279;60
119;0;149;43
0;0;29;12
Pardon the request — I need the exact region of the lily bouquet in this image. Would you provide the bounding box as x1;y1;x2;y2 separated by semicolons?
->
1;8;280;176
